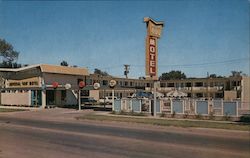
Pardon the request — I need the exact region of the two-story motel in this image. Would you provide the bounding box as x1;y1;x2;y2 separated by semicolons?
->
0;64;249;112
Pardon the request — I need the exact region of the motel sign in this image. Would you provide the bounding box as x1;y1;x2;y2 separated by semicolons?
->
149;38;156;75
144;17;164;80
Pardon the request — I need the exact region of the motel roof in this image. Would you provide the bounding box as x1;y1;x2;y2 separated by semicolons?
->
0;64;89;76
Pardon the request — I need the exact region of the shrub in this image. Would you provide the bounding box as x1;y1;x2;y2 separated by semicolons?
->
239;114;250;123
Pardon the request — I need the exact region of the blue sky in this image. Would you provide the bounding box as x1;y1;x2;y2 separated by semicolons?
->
0;0;249;78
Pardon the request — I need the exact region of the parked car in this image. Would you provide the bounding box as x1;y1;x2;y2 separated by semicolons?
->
81;97;97;105
99;96;117;104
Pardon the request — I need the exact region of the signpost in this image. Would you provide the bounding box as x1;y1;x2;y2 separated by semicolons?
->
78;81;85;111
109;80;117;111
153;81;160;116
144;17;164;116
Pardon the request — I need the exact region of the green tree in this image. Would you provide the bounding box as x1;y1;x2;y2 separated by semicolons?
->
0;38;19;68
230;71;242;77
209;74;224;78
160;70;186;80
60;60;68;66
209;74;217;78
94;68;109;76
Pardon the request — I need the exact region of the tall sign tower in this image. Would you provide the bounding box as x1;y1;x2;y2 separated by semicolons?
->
144;17;164;80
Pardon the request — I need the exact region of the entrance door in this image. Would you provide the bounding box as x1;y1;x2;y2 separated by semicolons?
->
46;90;55;105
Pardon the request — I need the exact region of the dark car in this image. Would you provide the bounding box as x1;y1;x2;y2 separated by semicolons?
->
81;97;97;105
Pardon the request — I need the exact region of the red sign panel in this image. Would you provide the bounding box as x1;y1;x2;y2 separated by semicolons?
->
149;37;156;76
79;81;85;89
52;82;59;88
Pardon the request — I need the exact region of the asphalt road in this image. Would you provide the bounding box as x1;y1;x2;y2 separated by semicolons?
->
0;115;249;158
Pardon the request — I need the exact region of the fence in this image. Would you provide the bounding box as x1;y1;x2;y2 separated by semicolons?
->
114;98;247;117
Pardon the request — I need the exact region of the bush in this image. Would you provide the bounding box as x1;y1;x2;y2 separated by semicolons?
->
240;114;250;123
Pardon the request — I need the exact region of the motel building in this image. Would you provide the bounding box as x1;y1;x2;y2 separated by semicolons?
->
0;64;89;108
0;64;249;114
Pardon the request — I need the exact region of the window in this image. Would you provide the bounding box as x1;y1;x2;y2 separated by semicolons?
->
119;81;123;86
102;80;108;86
160;83;166;87
81;90;89;96
195;82;203;87
180;83;184;87
175;83;180;88
30;81;38;86
215;93;223;98
196;93;203;98
167;83;174;87
22;82;28;86
130;82;133;86
204;82;207;87
186;82;192;87
9;82;21;86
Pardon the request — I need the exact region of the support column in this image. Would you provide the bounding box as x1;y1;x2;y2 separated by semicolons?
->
42;90;46;108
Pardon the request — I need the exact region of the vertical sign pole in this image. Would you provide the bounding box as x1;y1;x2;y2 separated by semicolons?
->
153;81;157;117
109;80;117;112
78;89;81;111
112;89;115;111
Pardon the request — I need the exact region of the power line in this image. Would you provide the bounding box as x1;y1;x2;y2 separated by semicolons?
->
131;58;249;68
161;58;249;67
86;58;249;71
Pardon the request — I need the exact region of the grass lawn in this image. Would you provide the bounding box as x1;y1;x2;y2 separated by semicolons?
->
0;108;27;113
77;114;250;131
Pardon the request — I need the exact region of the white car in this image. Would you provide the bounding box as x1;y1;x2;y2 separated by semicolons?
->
99;96;117;104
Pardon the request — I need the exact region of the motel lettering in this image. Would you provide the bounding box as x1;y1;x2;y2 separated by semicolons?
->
149;38;156;75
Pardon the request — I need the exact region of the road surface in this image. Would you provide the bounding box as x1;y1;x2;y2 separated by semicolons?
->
0;109;249;158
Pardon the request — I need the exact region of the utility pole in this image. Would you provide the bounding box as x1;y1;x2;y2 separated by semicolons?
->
124;64;130;79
